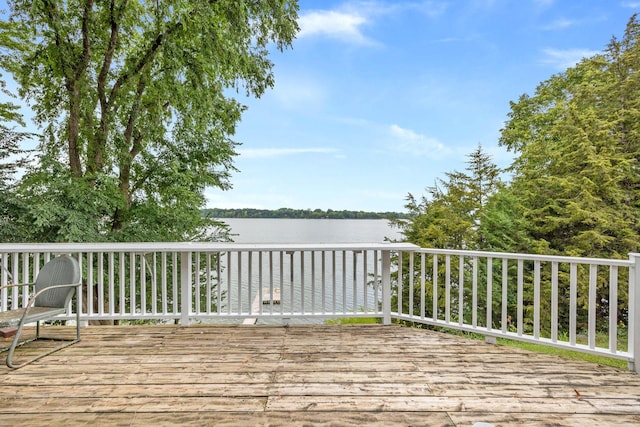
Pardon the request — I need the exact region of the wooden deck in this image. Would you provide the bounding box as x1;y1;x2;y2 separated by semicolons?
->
1;324;639;426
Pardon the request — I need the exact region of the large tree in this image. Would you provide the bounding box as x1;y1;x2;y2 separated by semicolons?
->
500;14;640;258
3;0;298;242
394;145;503;250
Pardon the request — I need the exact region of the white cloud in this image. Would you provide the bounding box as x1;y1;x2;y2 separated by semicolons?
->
388;124;448;158
540;18;575;30
297;2;446;46
298;10;372;45
621;1;640;8
540;48;600;70
237;147;338;158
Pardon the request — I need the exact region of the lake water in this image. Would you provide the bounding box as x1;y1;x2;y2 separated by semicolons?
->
220;218;403;244
212;219;404;324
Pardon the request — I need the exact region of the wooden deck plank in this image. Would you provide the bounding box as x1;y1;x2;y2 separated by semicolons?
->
0;324;638;426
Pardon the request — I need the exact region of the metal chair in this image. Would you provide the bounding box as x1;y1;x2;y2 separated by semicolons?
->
0;255;82;368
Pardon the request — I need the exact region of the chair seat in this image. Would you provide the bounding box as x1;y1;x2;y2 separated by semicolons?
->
0;307;67;328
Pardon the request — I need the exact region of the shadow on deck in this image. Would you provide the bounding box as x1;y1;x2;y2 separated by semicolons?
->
1;324;639;426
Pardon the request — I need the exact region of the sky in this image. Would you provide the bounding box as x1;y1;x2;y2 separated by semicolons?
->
2;1;638;213
206;0;640;213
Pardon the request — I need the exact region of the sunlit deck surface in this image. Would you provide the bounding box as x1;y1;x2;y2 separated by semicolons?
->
1;324;639;426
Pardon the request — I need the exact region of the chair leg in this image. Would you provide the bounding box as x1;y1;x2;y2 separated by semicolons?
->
5;321;81;369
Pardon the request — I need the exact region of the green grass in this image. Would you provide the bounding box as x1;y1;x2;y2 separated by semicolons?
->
325;318;630;370
495;337;628;370
325;317;380;325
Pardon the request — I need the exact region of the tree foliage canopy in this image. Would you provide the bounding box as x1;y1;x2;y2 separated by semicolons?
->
501;14;640;258
2;0;299;242
393;145;503;250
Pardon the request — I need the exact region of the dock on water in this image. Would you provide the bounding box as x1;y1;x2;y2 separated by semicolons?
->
242;288;281;325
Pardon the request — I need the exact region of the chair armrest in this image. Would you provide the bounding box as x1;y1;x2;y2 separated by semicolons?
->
17;282;82;322
0;282;35;292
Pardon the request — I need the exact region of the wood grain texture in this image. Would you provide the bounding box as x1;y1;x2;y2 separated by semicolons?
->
1;324;638;426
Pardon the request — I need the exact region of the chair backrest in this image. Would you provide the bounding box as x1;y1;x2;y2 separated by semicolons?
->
34;255;81;308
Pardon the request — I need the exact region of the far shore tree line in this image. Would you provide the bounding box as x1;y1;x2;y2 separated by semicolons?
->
204;208;407;220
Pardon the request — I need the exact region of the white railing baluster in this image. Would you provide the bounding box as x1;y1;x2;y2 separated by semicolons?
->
445;255;451;324
161;252;167;315
569;263;577;346
363;250;368;314
129;253;136;316
517;259;523;337
108;253;115;316
486;256;492;332
408;251;414;317
321;251;326;315
20;252;28;309
374;250;379;315
172;252;179;315
238;251;243;315
311;251;316;314
534;260;540;340
352;251;357;315
609;265;618;354
194;252;200;315
381;249;391;325
180;251;191;326
151;253;157;316
269;251;274;315
259;251;264;315
588;264;597;349
331;251;336;314
247;251;253;316
342;250;347;315
472;256;478;328
1;253;8;311
279;251;284;317
119;253;126;315
458;256;464;326
205;253;212;314
98;253;105;316
397;251;403;315
419;252;425;318
140;253;147;315
432;254;438;322
551;262;559;342
226;252;232;315
87;252;94;316
215;252;222;315
301;251;306;315
501;258;507;334
10;254;18;310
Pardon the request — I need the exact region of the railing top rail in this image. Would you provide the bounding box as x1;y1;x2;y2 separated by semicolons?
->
0;242;419;253
417;247;634;267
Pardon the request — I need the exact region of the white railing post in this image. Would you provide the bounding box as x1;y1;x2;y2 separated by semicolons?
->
180;251;192;326
629;253;640;374
381;249;391;325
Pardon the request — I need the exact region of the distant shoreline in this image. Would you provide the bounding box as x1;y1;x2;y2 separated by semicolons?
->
204;208;407;220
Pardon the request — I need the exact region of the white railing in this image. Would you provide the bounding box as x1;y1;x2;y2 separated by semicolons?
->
395;248;639;373
0;242;416;325
0;243;638;373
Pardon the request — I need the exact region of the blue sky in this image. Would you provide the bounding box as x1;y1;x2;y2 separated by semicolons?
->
206;0;640;212
2;1;638;213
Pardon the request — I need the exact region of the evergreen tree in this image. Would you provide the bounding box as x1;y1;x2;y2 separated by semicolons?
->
501;15;640;258
394;145;502;250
